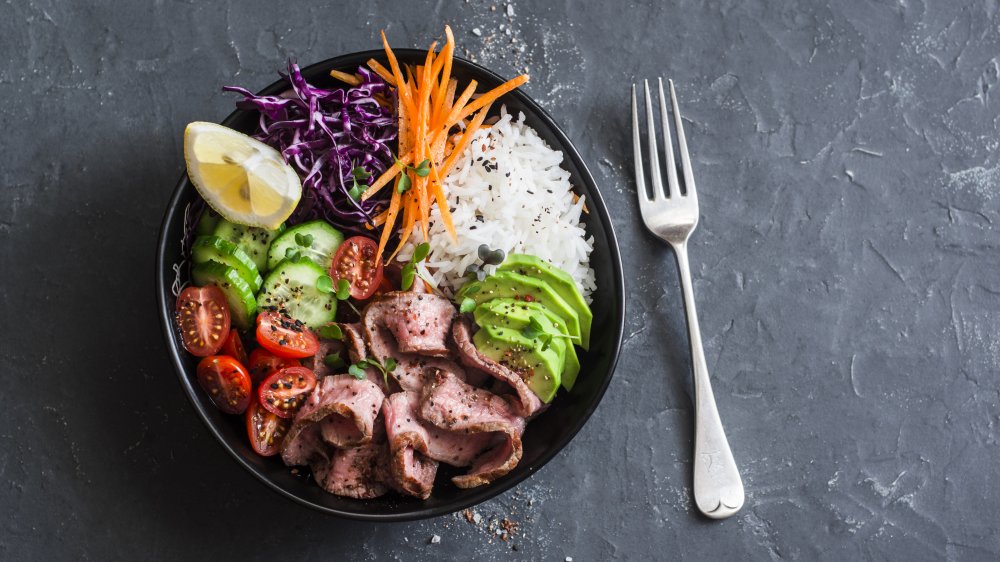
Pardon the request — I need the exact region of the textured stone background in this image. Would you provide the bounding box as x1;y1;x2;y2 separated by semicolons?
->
3;0;999;559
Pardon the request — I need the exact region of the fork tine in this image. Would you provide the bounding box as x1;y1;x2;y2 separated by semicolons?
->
631;84;650;202
643;80;665;200
658;78;679;198
668;79;696;198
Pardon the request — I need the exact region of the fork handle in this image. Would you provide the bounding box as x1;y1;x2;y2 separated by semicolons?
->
671;241;745;519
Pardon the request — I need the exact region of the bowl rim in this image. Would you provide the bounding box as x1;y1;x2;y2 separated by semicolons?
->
156;48;625;521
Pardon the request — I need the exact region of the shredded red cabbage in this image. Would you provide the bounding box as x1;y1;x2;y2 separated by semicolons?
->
223;62;397;232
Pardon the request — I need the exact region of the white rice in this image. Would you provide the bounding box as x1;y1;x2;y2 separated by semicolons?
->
398;108;596;301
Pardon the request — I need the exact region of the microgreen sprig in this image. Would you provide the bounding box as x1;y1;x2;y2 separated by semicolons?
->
323;354;346;370
316;323;343;340
349;356;397;386
285;247;303;263
316;275;353;301
522;314;575;351
284;232;316;263
459;297;477;314
395;158;432;194
348;164;372;201
401;242;432;291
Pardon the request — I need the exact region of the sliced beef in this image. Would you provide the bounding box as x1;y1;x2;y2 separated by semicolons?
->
284;290;552;500
364;297;466;392
454;435;520;489
308;375;385;448
303;337;345;379
320;441;390;499
382;393;438;499
341;323;368;363
310;455;331;489
419;370;526;433
383;391;493;467
281;374;384;468
319;415;367;448
451;317;543;418
387;445;438;499
382;390;499;499
419;370;527;489
340;322;392;391
364;292;456;356
281;422;328;467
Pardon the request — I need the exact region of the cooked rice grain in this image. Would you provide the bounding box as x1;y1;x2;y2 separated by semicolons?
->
399;108;596;301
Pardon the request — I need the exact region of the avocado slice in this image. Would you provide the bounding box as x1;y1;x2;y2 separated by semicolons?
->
498;254;592;349
456;271;585;349
473;324;563;403
473;298;580;391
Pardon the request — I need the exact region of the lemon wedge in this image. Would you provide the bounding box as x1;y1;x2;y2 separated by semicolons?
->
184;122;301;230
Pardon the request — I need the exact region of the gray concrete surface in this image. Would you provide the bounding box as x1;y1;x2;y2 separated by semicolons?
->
2;0;999;559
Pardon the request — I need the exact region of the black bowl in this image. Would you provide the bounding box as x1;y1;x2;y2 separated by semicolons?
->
156;49;625;521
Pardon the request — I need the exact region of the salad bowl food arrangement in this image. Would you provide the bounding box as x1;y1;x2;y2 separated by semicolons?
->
156;29;624;520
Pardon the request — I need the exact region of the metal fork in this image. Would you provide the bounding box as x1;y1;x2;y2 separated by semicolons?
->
631;78;745;519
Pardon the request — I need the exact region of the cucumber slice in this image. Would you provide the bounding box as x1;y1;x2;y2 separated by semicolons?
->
191;261;258;329
213;219;284;273
258;260;338;328
195;208;221;237
266;220;344;272
191;236;263;293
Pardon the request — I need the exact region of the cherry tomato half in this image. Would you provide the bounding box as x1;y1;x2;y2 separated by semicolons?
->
246;399;291;456
256;311;320;359
259;366;317;419
331;236;384;300
220;329;248;365
247;348;300;386
196;355;252;414
175;286;231;357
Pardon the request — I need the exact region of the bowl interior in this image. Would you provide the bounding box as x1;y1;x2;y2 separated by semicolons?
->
157;49;624;521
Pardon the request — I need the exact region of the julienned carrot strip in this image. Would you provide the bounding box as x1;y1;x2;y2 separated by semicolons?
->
361;154;411;201
329;69;362;86
376;180;403;263
441;79;457;122
414;43;436;242
429;126;448;174
426;145;456;241
426;80;478;150
443;81;478;128
427;44;444;81
366;59;396;86
418;183;430;242
428;42;448;107
429;70;445;128
376;29;529;262
429;179;456;240
381;31;416;116
389;190;416;262
400;186;413;237
429;75;451;164
456;75;529;123
442;103;491;178
433;26;455;125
